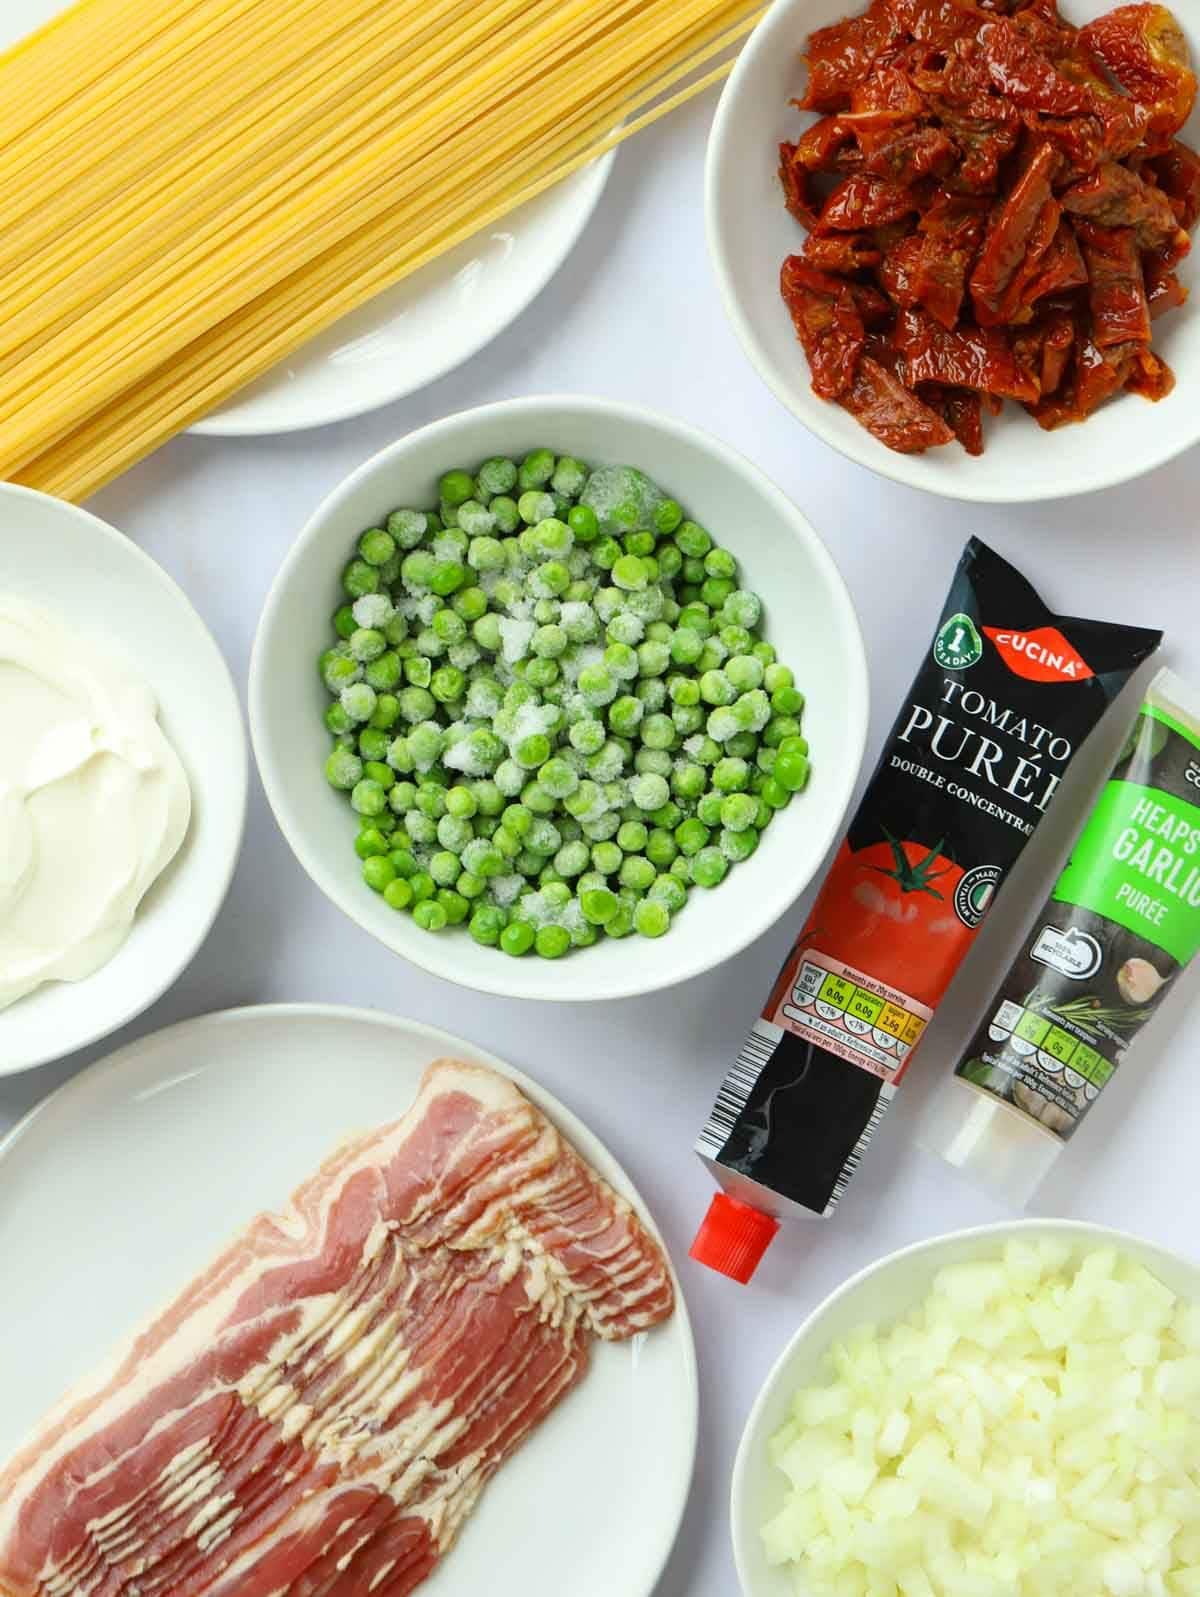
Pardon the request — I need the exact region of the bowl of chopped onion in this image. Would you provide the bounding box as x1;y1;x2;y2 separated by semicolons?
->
707;0;1200;502
731;1219;1200;1597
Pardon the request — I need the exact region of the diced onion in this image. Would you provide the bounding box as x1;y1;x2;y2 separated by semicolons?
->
763;1242;1200;1597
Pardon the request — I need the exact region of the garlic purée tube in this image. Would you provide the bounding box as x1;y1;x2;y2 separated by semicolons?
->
689;539;1161;1285
924;669;1200;1208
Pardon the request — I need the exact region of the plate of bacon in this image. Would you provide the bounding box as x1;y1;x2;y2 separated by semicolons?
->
0;1005;697;1597
708;0;1200;499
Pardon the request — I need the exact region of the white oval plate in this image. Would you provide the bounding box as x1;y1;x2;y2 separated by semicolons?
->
0;486;246;1075
2;5;614;437
0;1004;699;1597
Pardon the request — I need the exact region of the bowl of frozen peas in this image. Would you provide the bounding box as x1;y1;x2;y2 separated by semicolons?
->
250;395;869;1001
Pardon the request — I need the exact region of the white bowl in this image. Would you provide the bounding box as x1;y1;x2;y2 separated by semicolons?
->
0;487;247;1074
706;0;1200;503
731;1218;1200;1597
250;395;869;1003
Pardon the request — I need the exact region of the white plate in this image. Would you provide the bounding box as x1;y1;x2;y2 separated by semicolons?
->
0;486;246;1074
0;1004;699;1597
2;5;613;437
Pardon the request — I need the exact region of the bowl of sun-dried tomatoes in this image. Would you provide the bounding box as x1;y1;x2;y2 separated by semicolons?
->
707;0;1200;499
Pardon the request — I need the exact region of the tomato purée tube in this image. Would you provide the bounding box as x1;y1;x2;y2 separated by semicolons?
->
922;668;1200;1207
689;538;1161;1284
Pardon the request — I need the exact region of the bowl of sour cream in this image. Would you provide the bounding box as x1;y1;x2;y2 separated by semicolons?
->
0;488;246;1074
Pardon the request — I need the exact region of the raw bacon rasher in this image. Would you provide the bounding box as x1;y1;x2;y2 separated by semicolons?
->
0;1060;674;1597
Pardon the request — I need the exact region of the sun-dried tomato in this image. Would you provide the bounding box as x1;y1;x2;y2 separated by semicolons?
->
1013;306;1078;390
920;384;988;450
878;233;927;304
1147;139;1200;228
793;116;860;172
863;125;960;183
1144;249;1190;314
1124;344;1176;395
801;0;904;110
970;142;1061;322
839;354;958;448
913;191;990;325
1076;219;1153;343
883;0;986;47
780;260;868;398
815;175;925;231
1029;336;1136;424
1020;216;1089;300
894;307;1042;398
975;17;1095;112
803;233;885;271
780;144;822;230
1062;161;1192;265
1079;4;1197;135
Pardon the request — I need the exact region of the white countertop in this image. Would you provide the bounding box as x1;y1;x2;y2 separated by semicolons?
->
3;86;1198;1597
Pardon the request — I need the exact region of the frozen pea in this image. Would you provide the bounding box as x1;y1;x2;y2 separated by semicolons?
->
408;721;444;767
607;610;644;647
351;779;387;817
436;813;473;852
675;817;709;856
649;873;687;914
462;838;504;878
428;850;460;887
608;695;644;736
720;793;759;832
725;654;764;692
669;628;704;666
619;855;656;893
617;819;648;853
538;757;579;798
456;500;495;538
535;924;570;959
636;678;667;713
634;748;672;778
554;840;590;877
387;509;428;548
532;623;567;658
581;811;620;842
605;641;639;681
721;826;759;864
672;761;706;801
712;756;750;792
699;670;735;706
707;705;740;743
591;839;622;875
341;682;378;723
578;663;618;708
634;898;670;938
325;748;363;790
641;712;676;750
628;772;670;811
518;490;556;526
675;520;712;558
399;686;436;723
569;717;607;755
722;589;762;629
586;740;625;782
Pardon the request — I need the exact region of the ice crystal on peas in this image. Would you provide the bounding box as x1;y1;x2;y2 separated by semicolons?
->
318;451;810;954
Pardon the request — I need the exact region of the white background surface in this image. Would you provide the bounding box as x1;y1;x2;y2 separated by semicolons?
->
2;88;1198;1596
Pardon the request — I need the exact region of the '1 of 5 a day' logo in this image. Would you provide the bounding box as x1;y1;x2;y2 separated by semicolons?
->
933;613;983;670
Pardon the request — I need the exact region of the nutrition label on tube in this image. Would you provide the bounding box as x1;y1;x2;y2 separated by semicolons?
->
766;950;932;1083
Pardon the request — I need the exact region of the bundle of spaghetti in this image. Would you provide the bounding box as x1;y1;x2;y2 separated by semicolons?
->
0;0;763;501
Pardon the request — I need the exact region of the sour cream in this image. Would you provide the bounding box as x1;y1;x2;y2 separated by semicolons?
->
0;598;191;1010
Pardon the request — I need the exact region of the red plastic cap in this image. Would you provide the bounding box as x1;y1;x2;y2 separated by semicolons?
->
689;1192;780;1284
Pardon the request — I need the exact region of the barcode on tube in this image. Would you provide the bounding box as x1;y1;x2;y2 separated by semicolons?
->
825;1085;896;1215
695;1019;780;1159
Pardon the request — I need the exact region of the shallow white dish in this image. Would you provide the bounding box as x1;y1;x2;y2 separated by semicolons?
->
730;1217;1200;1597
706;0;1200;502
250;394;870;1003
0;1003;699;1597
0;486;246;1074
3;5;612;437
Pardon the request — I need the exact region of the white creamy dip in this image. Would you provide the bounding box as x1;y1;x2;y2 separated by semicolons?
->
0;597;191;1010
